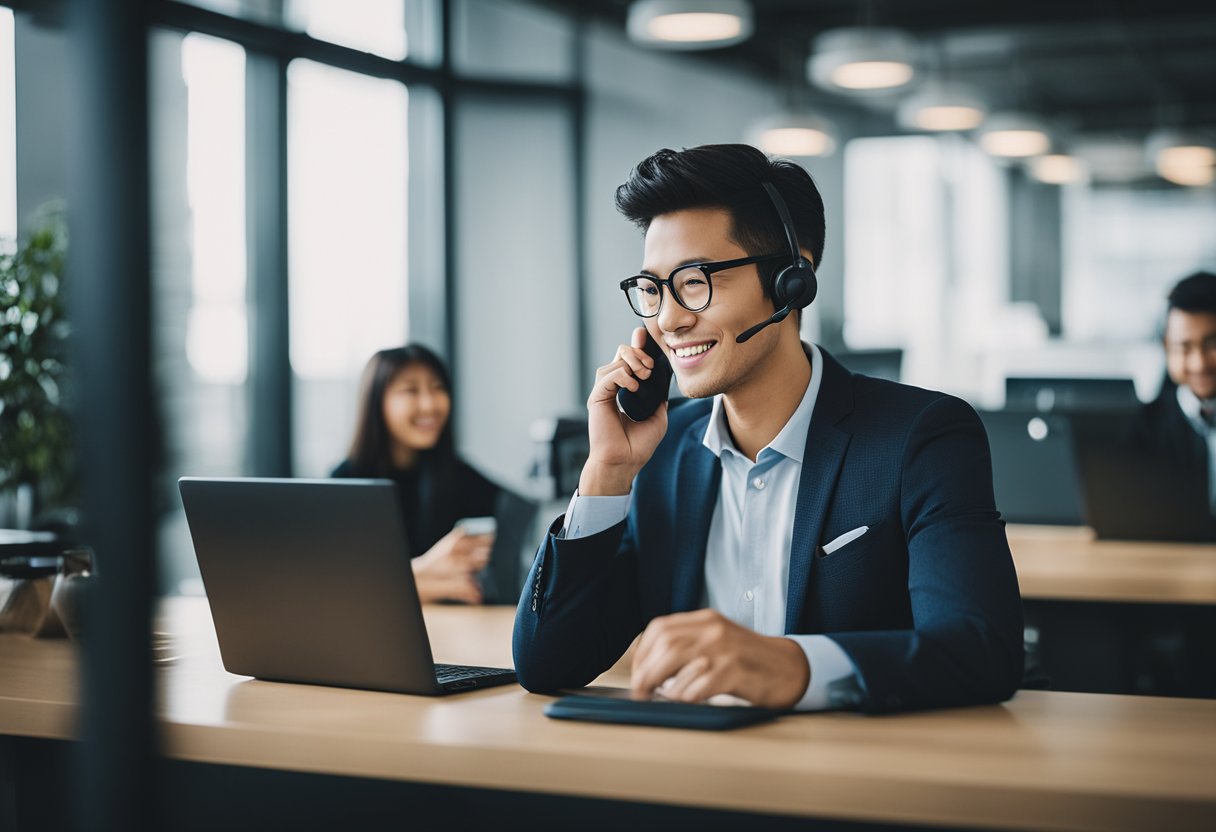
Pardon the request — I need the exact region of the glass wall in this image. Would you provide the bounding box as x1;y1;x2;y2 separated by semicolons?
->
287;60;409;477
0;8;14;242
150;29;249;594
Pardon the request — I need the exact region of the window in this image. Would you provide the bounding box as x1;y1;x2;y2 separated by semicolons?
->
0;8;15;243
150;29;249;595
287;59;409;476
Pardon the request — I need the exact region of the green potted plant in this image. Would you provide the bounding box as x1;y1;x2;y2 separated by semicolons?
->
0;205;72;529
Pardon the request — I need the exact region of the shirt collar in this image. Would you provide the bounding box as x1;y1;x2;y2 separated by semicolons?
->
1177;383;1216;430
702;342;823;465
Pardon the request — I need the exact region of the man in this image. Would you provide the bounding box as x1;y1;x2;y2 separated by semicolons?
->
512;144;1023;713
1133;271;1216;509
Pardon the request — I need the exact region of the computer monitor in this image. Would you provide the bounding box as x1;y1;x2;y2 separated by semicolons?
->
1005;377;1139;412
833;348;903;382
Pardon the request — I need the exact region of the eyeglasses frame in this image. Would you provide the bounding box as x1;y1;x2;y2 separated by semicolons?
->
619;252;787;318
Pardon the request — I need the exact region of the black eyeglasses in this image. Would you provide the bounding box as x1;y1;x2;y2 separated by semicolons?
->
619;253;786;318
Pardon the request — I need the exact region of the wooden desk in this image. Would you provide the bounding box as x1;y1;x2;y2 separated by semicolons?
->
1006;524;1216;604
2;599;1214;831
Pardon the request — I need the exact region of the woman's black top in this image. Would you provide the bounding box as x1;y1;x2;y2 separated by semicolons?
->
330;458;500;557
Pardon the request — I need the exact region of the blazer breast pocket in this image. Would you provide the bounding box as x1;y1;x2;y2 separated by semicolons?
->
815;521;889;575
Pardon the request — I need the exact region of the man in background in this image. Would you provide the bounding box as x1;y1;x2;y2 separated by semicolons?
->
1133;271;1216;509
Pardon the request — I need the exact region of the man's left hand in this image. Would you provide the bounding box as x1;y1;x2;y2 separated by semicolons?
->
630;609;810;709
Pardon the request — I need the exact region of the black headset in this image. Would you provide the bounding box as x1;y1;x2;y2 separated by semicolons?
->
735;182;819;344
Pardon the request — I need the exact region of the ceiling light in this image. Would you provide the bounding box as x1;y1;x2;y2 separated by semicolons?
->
896;83;986;132
978;112;1051;158
808;28;918;92
1028;154;1088;185
747;113;837;158
626;0;753;50
1146;128;1216;187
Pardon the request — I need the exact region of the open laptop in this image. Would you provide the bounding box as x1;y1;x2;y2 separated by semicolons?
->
1069;416;1216;543
178;477;518;694
978;409;1085;525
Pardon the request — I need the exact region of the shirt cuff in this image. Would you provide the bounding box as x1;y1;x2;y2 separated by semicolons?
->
560;490;632;539
784;635;866;711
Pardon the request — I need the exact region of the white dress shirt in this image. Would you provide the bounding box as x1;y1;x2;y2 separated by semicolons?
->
562;343;861;710
1176;384;1216;512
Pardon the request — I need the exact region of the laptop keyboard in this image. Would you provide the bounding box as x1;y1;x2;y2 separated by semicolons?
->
434;663;514;683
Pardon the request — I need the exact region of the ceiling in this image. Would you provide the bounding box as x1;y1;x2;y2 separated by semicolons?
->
561;0;1216;136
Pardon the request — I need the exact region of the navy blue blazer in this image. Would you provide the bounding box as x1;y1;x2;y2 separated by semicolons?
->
513;348;1024;713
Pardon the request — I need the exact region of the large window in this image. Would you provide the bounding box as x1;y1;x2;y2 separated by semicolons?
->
0;8;15;243
150;29;249;595
288;59;409;477
843;134;1009;401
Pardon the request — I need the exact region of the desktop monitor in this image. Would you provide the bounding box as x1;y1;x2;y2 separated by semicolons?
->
1005;377;1139;413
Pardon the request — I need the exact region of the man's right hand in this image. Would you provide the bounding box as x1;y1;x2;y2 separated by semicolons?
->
579;327;669;496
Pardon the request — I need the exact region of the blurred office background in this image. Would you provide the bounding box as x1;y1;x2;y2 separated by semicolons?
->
1;0;1214;596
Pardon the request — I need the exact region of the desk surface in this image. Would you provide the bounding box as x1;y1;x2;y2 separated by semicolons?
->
1006;524;1216;604
2;599;1214;832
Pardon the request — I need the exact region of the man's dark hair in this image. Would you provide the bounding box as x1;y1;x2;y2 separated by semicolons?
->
614;144;826;304
1168;271;1216;315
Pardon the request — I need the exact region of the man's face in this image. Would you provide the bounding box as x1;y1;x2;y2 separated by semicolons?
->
1165;308;1216;400
640;207;785;399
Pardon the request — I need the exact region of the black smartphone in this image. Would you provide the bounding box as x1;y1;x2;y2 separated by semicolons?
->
616;333;672;422
543;694;781;731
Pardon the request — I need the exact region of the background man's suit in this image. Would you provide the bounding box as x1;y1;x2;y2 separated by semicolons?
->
513;348;1024;713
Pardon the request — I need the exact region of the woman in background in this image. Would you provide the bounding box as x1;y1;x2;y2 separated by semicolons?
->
333;344;500;604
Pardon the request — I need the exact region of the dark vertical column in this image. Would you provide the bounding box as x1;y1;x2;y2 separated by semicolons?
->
1009;168;1064;335
68;0;158;830
571;19;590;397
440;0;458;370
246;52;293;477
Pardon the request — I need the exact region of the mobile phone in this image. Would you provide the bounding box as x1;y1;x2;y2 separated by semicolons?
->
455;516;497;537
616;333;673;422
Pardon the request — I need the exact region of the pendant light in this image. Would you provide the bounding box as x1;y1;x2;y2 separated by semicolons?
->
978;112;1052;158
807;27;918;92
626;0;753;50
1146;128;1216;187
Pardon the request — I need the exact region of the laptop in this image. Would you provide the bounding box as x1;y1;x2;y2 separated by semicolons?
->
1069;415;1216;543
978;409;1085;525
178;477;518;694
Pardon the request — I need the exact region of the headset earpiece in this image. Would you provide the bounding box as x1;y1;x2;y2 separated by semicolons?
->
772;261;818;311
736;182;820;344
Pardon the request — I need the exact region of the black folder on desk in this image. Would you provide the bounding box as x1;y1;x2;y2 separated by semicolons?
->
545;694;781;730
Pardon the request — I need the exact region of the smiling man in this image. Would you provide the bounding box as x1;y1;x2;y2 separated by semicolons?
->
1133;271;1216;509
512;144;1023;713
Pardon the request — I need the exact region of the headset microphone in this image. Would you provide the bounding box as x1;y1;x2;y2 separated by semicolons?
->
735;182;818;344
735;304;792;343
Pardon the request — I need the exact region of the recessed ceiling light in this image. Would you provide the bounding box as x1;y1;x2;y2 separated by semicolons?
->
808;28;918;92
627;0;753;50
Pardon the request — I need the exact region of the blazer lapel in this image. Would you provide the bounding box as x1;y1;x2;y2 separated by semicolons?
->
785;350;854;632
671;412;721;612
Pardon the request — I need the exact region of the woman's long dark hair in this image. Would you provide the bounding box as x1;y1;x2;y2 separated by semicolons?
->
345;344;459;545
